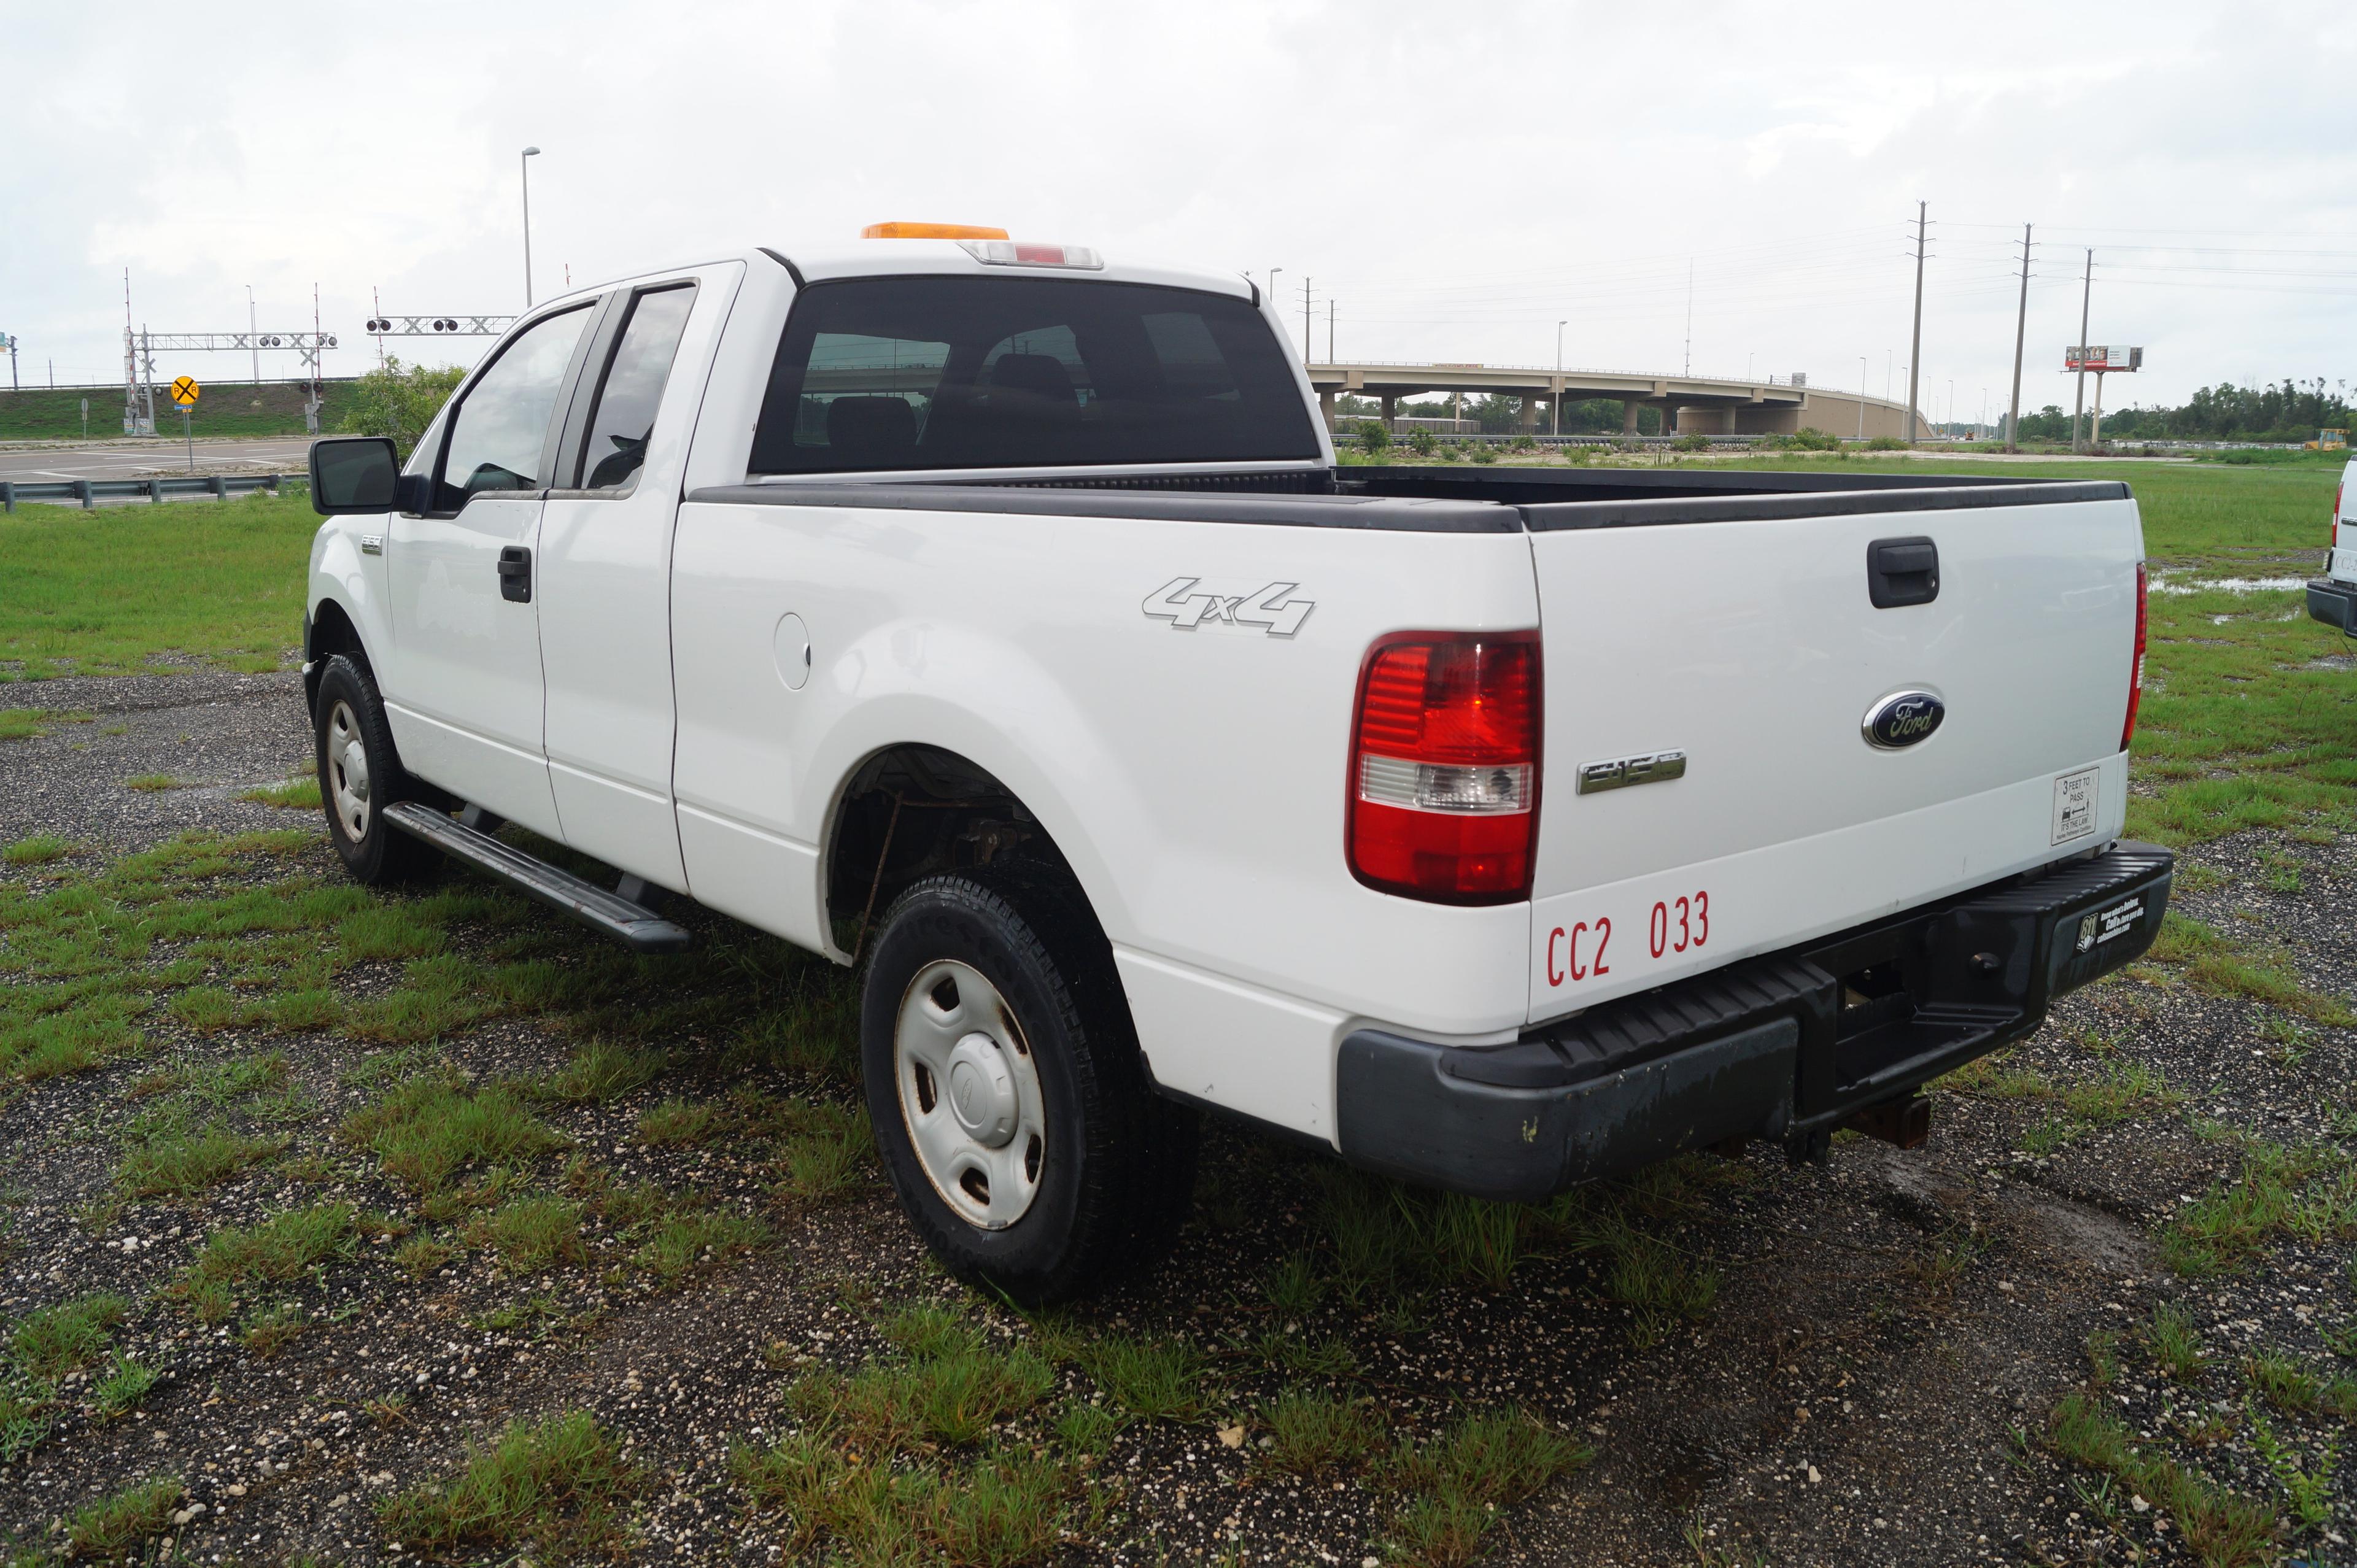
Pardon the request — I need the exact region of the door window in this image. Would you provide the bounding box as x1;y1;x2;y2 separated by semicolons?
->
435;305;594;509
575;284;699;491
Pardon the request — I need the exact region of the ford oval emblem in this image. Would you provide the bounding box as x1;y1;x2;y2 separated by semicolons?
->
1863;689;1945;749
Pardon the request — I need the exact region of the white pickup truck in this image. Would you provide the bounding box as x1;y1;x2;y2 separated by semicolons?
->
304;230;2172;1302
2305;457;2357;633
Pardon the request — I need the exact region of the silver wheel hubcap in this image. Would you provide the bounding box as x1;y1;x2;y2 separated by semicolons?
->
325;700;372;840
894;959;1045;1229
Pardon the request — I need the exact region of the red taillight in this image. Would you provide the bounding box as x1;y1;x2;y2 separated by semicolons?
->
1347;633;1541;903
2121;562;2147;752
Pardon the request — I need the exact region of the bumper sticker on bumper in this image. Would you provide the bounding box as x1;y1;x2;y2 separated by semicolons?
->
2076;895;2146;953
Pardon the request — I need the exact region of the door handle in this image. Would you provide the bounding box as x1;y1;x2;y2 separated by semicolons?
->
498;546;533;604
1866;536;1938;608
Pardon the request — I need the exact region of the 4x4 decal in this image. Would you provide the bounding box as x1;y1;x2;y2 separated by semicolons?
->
1142;577;1315;637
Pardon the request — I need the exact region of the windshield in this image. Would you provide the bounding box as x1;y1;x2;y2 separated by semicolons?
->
748;275;1320;474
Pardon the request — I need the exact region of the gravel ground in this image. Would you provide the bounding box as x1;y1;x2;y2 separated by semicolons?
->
1;676;2351;1567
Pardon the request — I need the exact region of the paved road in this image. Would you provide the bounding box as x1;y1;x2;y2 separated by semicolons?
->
0;436;315;482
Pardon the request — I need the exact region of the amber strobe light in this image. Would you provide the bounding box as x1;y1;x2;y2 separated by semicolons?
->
861;222;1010;239
1348;633;1541;903
2121;563;2148;752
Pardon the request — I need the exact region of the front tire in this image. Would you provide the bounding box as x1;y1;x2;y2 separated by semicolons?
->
861;868;1198;1304
311;655;435;886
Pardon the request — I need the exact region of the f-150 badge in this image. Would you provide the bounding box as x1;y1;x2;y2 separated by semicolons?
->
1142;578;1315;637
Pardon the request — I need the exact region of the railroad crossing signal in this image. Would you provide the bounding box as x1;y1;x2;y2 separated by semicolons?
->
169;376;201;407
365;314;517;338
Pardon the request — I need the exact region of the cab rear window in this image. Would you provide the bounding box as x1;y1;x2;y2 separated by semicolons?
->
748;276;1319;474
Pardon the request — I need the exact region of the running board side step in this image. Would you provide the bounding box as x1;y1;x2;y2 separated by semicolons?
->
381;801;691;954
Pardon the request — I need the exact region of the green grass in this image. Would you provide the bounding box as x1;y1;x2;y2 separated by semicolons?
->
3;835;75;865
0;379;366;441
0;489;316;679
1258;1388;1387;1478
2047;1392;2277;1566
475;1196;586;1272
170;1202;355;1315
2143;915;2357;1026
630;1207;767;1289
736;1307;1072;1564
0;707;93;739
61;1476;184;1558
11;1292;129;1383
238;775;322;809
2161;1141;2356;1276
339;1069;568;1210
1380;1409;1591;1567
2145;1302;2212;1383
378;1409;638;1556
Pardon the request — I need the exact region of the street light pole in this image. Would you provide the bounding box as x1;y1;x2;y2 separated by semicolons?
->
1554;320;1566;436
521;147;542;307
1857;357;1867;441
247;285;258;384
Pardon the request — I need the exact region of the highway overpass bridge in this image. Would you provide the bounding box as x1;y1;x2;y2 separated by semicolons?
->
1306;362;1929;441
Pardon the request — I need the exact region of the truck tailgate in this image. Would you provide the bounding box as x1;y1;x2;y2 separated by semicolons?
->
1526;490;2143;1024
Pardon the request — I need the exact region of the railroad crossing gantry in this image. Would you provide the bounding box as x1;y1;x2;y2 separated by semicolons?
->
125;329;344;435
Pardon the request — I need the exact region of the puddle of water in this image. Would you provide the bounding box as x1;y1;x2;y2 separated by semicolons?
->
2149;575;2306;595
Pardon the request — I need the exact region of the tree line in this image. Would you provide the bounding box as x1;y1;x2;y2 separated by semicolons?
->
2009;377;2348;444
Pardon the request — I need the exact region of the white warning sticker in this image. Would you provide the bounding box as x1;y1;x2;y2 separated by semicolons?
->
2051;767;2099;845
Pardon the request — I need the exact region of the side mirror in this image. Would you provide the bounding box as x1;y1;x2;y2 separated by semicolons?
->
309;437;400;515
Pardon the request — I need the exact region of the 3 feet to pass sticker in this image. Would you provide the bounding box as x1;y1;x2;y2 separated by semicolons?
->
2051;768;2099;844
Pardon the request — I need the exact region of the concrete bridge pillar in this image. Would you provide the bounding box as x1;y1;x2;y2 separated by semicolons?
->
1658;403;1681;436
1318;390;1336;432
1379;393;1396;431
1622;400;1642;435
1519;396;1540;433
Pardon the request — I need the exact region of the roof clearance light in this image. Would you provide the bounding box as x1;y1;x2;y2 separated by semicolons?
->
861;222;1009;239
958;239;1105;271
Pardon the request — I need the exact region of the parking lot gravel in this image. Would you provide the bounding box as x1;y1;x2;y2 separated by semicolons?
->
1;676;2351;1567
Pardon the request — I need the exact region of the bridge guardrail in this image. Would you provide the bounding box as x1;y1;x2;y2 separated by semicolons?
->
0;473;305;512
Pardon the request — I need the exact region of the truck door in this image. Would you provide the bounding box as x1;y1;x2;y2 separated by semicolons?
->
383;301;598;838
379;300;594;839
534;266;736;889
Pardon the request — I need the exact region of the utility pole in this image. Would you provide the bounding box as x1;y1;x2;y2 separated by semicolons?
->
1683;258;1693;377
1857;357;1867;440
1905;200;1929;446
2006;223;2032;452
1327;299;1335;363
521;146;541;307
247;285;259;384
2070;249;2093;453
1299;276;1313;366
1555;320;1566;436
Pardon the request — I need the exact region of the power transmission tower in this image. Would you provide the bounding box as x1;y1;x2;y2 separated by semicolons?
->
2070;250;2094;454
2006;224;2032;453
1905;202;1930;446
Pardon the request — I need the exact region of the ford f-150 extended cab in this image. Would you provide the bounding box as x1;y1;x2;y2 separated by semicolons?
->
303;229;2172;1302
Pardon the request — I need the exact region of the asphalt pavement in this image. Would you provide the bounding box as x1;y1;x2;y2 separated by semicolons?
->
0;436;316;482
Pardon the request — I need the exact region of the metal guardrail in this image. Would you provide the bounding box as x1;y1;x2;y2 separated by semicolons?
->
0;473;304;512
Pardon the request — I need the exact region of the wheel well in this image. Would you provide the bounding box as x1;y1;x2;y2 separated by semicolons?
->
825;745;1075;953
305;598;366;712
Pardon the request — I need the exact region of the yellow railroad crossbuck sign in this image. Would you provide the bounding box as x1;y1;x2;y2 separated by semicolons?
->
169;376;200;407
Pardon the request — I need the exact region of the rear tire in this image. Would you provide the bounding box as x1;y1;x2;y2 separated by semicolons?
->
861;866;1198;1305
312;654;435;887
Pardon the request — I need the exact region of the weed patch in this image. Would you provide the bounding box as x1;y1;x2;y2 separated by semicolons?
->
62;1477;184;1558
378;1409;637;1556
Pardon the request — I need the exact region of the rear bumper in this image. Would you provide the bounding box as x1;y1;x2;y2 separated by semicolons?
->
2306;579;2357;633
1336;841;2174;1201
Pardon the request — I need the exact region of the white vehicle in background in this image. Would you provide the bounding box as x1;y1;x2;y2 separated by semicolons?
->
300;223;2173;1302
2305;458;2357;633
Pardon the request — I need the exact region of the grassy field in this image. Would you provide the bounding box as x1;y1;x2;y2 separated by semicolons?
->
0;490;316;679
0;381;365;442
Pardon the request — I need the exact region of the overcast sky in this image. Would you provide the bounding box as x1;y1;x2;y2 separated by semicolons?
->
5;1;2351;425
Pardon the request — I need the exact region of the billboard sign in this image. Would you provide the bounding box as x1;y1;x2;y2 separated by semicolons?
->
2065;345;2143;373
